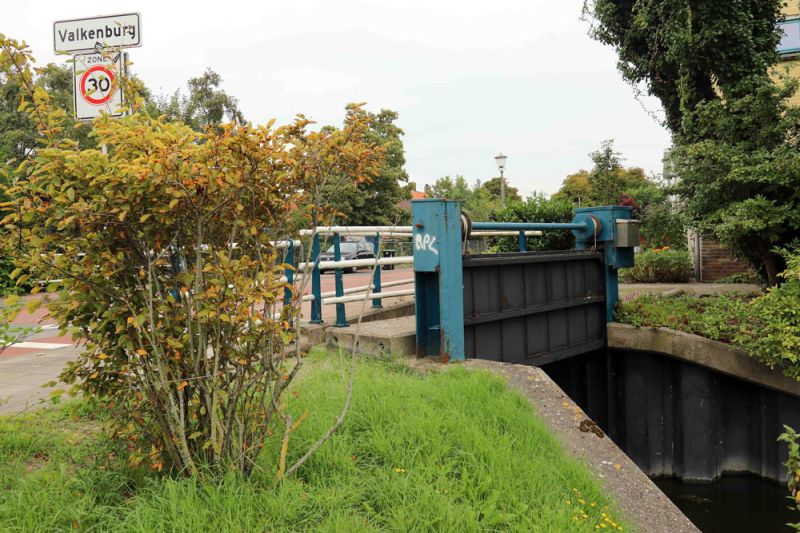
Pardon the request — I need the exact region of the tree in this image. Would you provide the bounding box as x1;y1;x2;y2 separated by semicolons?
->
584;1;798;283
555;140;684;248
553;170;591;206
480;176;521;204
583;1;783;133
431;175;472;202
0;36;382;477
669;80;800;283
429;175;497;221
145;68;244;130
321;106;408;226
0;63;94;169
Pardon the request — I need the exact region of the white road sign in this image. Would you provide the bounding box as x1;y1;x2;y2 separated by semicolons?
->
73;53;125;121
54;13;141;54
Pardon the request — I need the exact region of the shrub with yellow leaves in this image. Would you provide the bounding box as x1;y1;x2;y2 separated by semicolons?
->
0;35;383;477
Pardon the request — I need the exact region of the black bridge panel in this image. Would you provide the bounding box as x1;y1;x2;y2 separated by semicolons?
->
463;250;605;365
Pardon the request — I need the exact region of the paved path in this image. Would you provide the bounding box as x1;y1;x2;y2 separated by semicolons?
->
0;346;79;415
0;267;415;415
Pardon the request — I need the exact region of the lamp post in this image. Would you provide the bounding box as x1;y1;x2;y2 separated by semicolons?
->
494;152;508;208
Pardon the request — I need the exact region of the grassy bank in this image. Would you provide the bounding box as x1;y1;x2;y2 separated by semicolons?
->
1;352;624;531
616;293;751;345
617;286;800;380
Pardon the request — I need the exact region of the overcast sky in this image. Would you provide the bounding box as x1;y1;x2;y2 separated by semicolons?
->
8;0;671;196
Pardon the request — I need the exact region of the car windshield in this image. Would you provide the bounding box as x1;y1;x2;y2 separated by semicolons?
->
326;243;357;253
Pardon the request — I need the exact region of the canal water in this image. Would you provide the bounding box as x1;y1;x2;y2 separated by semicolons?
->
653;474;797;532
542;349;800;532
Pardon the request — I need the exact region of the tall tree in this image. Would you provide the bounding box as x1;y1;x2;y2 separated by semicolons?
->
584;1;783;133
430;175;497;221
480;177;520;204
554;140;648;206
585;1;798;283
323;106;409;226
146;68;244;130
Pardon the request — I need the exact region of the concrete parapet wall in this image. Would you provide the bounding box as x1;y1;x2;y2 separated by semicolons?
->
608;322;800;397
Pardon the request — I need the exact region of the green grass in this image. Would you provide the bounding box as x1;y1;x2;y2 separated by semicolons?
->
0;352;625;532
616;292;752;344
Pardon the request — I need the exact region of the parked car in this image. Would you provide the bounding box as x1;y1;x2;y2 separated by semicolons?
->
319;240;375;273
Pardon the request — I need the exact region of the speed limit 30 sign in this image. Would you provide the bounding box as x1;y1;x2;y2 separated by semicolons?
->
73;52;125;121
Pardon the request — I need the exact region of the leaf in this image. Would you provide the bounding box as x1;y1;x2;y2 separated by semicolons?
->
139;213;152;222
67;188;75;202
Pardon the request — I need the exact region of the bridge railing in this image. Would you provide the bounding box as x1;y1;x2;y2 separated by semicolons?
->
287;224;546;327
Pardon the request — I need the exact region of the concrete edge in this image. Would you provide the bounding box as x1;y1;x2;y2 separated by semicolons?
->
299;300;416;349
608;323;800;398
465;359;700;533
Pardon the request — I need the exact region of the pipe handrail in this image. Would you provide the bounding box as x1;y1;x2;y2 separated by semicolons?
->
299;226;412;236
298;255;413;271
471;221;585;231
323;288;415;305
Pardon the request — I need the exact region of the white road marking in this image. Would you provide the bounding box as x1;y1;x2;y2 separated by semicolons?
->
12;342;73;350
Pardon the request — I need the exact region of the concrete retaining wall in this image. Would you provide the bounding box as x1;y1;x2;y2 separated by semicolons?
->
543;324;800;482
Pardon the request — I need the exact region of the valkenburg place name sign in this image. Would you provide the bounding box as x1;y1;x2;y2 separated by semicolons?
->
54;13;141;54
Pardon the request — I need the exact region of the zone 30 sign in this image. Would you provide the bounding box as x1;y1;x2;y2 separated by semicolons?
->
73;53;125;121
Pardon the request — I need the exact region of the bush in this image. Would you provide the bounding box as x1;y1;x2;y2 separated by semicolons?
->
0;37;382;477
715;271;762;284
618;248;800;380
489;193;575;252
620;247;693;283
734;249;800;379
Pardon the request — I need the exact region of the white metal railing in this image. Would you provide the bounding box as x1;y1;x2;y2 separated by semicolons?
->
322;288;416;305
298;255;413;271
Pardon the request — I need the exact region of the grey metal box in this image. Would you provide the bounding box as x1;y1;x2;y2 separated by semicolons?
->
615;219;640;248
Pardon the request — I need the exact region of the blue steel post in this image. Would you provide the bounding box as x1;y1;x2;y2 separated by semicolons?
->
310;234;322;324
372;233;382;309
283;240;294;308
571;206;634;322
333;232;348;327
518;231;526;252
412;199;465;361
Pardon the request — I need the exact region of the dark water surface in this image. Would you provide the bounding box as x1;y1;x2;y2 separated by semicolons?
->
653;474;798;533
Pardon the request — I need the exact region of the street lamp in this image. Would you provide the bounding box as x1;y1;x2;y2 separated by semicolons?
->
494;152;508;208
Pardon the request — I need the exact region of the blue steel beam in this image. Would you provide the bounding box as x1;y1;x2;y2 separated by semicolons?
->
412;199;464;361
333;233;348;327
310;234;322;324
372;233;382;309
472;221;586;231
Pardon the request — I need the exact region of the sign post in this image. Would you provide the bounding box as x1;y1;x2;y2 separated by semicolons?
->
54;13;141;122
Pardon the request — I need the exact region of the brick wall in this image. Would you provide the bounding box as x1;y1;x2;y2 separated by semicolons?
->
699;239;753;282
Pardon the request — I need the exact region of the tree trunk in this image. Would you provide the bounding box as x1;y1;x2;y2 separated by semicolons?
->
762;250;780;286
